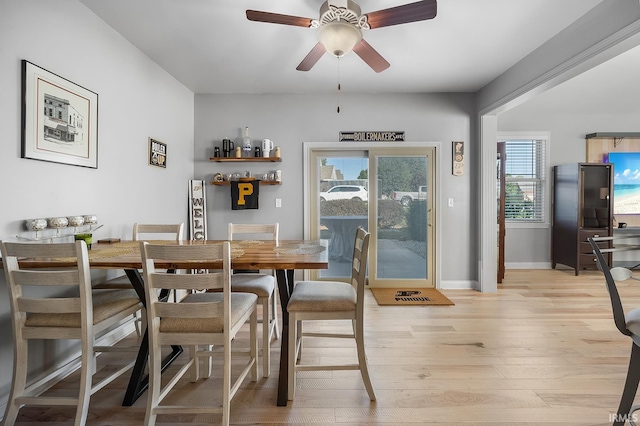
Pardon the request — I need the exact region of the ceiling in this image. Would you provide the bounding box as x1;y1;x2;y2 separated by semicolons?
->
79;0;608;96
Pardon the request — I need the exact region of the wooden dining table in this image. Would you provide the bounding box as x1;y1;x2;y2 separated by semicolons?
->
15;238;328;407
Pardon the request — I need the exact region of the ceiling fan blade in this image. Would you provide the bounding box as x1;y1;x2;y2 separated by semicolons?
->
296;43;327;71
365;0;437;29
246;10;314;28
353;40;390;73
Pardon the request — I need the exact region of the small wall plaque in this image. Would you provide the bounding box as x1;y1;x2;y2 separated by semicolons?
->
452;141;464;176
339;131;405;142
149;137;167;168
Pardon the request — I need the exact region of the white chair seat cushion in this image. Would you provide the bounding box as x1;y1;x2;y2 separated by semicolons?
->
26;289;141;327
626;307;640;336
287;281;356;312
160;292;258;333
230;273;275;297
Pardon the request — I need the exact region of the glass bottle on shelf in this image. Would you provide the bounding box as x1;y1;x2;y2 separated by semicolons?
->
242;127;252;158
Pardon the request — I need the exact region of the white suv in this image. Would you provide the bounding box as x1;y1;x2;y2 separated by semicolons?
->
319;185;368;202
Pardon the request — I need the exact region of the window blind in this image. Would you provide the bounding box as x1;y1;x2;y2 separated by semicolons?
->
503;139;546;222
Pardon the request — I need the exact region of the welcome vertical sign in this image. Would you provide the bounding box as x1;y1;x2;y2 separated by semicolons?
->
188;180;207;240
189;180;207;276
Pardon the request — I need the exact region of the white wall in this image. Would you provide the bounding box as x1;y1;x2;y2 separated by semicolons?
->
0;0;194;399
194;92;476;285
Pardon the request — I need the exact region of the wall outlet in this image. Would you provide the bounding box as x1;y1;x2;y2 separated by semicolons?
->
448;198;454;207
275;198;282;208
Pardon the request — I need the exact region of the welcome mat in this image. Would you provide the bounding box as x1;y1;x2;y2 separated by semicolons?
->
370;288;454;306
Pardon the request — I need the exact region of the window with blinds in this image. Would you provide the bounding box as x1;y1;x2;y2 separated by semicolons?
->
502;138;546;222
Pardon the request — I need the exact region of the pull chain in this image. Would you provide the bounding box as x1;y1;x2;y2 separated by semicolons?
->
337;57;341;113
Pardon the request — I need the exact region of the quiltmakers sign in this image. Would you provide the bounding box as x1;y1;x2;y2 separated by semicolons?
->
339;131;405;142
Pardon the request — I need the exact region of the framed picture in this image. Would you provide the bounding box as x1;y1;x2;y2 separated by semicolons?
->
21;60;98;168
452;141;464;176
149;137;167;168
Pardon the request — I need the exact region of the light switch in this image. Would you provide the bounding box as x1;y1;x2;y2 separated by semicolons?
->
448;198;454;207
275;198;282;208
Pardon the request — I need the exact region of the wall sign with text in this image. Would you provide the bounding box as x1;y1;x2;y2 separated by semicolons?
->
188;180;207;274
149;138;167;168
231;180;260;210
188;180;207;240
339;131;405;142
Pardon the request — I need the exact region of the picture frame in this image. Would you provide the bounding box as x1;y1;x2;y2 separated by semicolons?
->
148;137;167;168
452;141;464;176
21;60;98;168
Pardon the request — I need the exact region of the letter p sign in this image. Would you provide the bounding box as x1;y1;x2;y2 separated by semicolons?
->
237;183;253;205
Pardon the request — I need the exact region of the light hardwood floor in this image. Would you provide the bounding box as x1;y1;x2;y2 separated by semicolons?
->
7;268;640;425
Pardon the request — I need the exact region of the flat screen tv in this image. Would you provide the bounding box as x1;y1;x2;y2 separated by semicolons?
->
607;152;640;215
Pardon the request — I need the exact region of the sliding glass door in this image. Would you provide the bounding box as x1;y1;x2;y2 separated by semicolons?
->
308;146;436;287
368;147;435;287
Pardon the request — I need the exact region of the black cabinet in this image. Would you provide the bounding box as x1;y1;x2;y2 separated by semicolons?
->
552;163;613;275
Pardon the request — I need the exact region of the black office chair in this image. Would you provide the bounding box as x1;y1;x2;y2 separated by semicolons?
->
590;237;640;426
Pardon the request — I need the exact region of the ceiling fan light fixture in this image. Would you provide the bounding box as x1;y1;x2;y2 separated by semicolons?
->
318;21;362;57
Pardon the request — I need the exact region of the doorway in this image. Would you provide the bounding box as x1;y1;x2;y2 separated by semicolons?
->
497;142;506;283
305;143;437;288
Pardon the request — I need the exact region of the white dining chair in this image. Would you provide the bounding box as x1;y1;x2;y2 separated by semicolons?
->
228;222;279;377
0;240;141;426
140;241;258;426
287;226;376;401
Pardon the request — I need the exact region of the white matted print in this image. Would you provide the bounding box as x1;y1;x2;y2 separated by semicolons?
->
21;60;98;168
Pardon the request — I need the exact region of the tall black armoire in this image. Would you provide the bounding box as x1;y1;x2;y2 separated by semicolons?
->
552;163;613;275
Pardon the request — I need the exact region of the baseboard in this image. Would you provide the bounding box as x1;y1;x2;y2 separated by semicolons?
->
505;262;552;269
440;280;478;290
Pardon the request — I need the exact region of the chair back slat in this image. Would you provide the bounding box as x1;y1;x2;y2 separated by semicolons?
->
228;223;279;242
18;297;82;314
148;272;225;291
2;241;78;258
12;269;80;286
589;238;633;336
143;243;224;262
133;223;184;241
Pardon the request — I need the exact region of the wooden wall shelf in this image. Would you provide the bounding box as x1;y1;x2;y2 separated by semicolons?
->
210;180;281;186
210;157;281;162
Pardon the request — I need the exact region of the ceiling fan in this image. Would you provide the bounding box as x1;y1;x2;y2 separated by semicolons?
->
246;0;437;73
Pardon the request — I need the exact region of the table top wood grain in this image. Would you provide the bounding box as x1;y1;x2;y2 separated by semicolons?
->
11;239;329;271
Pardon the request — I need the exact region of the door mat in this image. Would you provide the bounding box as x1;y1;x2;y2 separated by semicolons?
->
370;288;454;306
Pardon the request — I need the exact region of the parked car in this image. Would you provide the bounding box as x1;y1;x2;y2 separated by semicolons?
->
320;185;368;202
393;185;427;206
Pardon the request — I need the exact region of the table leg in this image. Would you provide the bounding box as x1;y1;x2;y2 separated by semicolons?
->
121;269;183;406
275;269;295;407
